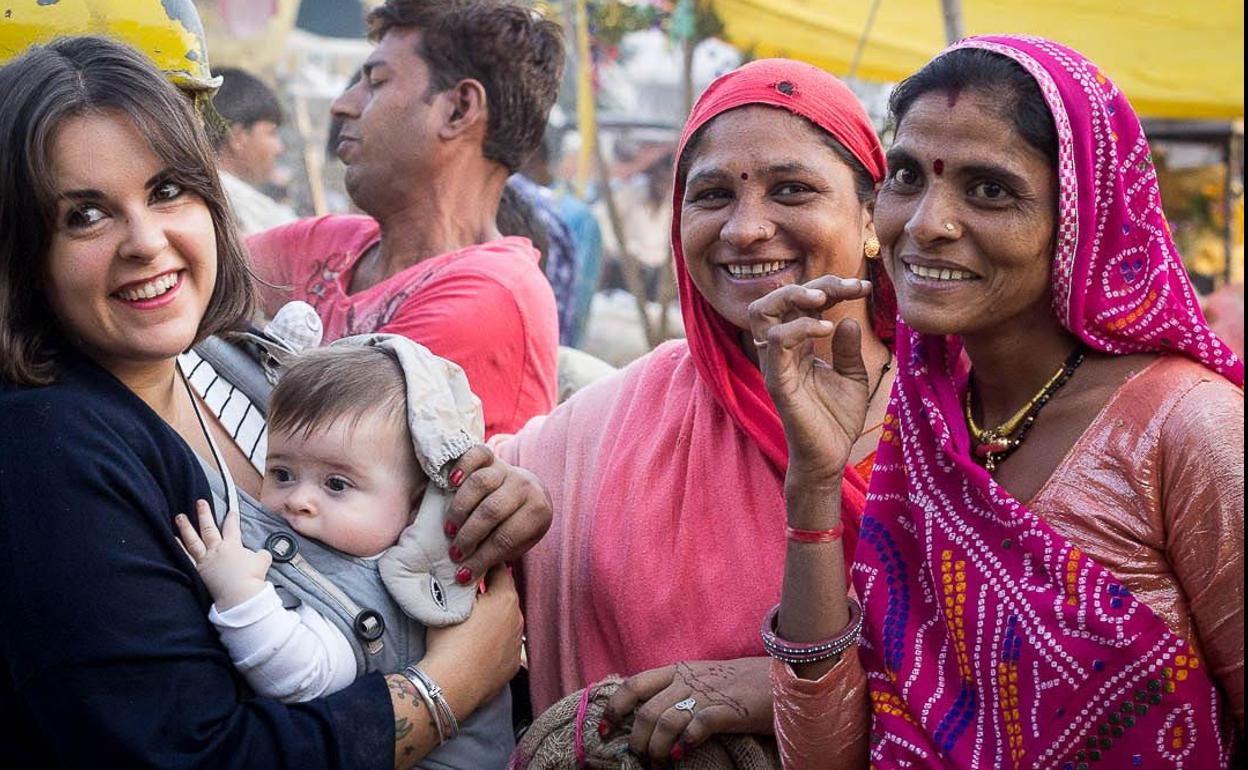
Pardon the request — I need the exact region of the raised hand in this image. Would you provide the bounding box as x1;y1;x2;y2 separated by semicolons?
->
747;276;873;486
175;499;272;610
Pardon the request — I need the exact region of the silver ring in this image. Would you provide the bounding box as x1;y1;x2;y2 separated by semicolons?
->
752;338;769;348
673;697;697;713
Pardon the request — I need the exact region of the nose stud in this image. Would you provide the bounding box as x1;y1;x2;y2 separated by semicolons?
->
944;222;956;233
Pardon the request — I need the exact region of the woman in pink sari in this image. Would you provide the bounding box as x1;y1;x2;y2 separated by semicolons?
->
497;59;896;762
751;37;1244;767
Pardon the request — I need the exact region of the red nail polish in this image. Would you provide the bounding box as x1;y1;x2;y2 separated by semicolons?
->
670;742;685;761
449;545;463;562
596;720;610;737
444;520;459;537
455;567;472;584
449;468;465;487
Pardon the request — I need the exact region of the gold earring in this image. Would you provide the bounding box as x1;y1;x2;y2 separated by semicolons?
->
863;236;881;260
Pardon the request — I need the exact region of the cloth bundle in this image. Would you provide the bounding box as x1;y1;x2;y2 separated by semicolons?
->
511;677;780;770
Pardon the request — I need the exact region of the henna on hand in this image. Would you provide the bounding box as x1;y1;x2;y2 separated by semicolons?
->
672;661;749;719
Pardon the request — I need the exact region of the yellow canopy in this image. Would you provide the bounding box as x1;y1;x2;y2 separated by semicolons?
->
713;0;1244;119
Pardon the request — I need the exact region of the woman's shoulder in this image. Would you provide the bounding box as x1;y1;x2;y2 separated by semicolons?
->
0;362;111;435
1100;355;1244;458
1104;354;1238;408
0;357;206;543
1138;354;1242;388
1148;357;1243;441
1121;354;1241;409
569;339;694;403
500;340;693;458
0;356;182;460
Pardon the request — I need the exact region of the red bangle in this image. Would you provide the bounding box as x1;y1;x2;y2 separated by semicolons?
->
786;523;845;543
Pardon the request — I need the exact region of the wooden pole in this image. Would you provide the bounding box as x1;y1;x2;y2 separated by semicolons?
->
940;0;964;45
572;0;596;198
593;144;662;349
681;38;696;117
292;92;328;216
847;0;884;81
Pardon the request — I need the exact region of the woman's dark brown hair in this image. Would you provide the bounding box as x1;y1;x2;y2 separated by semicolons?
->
0;36;257;385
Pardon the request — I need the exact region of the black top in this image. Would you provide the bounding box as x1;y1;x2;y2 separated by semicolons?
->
0;349;393;768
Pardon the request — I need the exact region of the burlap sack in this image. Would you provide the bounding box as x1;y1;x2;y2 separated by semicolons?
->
510;677;781;770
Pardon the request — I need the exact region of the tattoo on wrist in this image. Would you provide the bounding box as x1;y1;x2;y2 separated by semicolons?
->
389;676;417;743
395;717;412;740
389;675;415;702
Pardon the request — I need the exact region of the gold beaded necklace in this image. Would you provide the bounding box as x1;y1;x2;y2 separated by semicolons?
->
965;344;1087;472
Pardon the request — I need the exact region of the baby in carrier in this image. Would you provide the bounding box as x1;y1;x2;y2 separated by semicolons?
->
177;335;515;769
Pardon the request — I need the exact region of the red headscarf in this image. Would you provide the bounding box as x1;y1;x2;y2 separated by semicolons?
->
671;58;891;472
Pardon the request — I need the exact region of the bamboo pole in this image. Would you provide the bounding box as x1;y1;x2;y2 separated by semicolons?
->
572;0;596;198
940;0;964;45
292;92;328;216
593;145;663;349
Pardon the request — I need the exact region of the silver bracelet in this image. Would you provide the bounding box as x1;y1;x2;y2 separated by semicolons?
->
403;665;460;741
401;666;446;744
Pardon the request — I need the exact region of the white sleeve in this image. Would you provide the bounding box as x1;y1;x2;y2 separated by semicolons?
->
208;582;358;702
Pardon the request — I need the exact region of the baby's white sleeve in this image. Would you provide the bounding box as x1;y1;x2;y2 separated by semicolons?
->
208;582;358;702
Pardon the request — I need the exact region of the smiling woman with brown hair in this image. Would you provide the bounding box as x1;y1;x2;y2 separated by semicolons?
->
753;35;1244;768
0;35;549;769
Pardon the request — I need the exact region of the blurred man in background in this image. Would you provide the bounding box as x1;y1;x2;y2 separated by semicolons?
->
247;0;565;437
212;67;297;234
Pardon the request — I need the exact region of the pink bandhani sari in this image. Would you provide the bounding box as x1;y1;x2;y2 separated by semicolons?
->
856;36;1244;768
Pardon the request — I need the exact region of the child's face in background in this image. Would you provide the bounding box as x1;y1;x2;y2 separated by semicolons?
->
261;408;423;557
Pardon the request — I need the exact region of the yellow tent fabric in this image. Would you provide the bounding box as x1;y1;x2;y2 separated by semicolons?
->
198;0;302;71
713;0;1244;119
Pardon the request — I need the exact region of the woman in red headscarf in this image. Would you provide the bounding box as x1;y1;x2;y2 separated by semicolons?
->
494;59;895;761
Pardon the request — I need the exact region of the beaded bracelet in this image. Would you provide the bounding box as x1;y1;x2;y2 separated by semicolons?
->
760;597;863;664
402;665;460;743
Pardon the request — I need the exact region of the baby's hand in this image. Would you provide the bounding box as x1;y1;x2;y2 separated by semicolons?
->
176;500;272;611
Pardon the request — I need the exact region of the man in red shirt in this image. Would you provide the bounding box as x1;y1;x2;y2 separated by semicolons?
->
249;0;564;436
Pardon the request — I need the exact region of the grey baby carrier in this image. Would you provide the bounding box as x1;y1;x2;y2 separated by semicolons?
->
191;328;513;770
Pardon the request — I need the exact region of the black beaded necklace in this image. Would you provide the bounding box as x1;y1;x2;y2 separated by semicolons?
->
965;344;1087;472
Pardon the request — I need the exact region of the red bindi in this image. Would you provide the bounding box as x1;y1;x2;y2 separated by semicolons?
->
933;159;945;176
741;172;749;180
